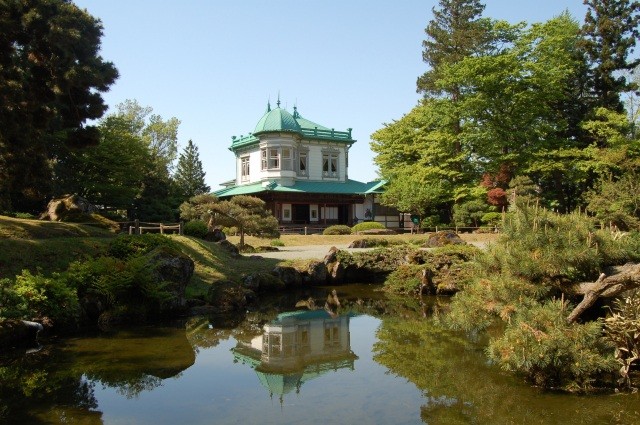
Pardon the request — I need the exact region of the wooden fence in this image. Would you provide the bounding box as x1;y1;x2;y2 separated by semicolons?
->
118;220;183;235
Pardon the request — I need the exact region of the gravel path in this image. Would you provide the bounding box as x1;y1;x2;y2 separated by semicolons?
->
245;241;490;261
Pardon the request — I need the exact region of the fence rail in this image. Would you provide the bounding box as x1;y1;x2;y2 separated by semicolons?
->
117;220;183;235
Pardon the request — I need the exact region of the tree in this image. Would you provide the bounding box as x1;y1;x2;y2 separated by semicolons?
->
180;195;279;248
115;100;180;175
0;0;118;212
112;100;181;221
56;115;152;210
174;140;210;200
417;0;491;96
580;0;640;112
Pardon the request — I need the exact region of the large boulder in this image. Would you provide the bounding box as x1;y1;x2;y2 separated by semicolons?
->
205;280;254;313
423;231;466;248
0;320;43;350
272;266;302;287
40;194;96;221
323;247;346;284
216;240;240;257
242;272;286;292
146;246;195;313
303;261;328;285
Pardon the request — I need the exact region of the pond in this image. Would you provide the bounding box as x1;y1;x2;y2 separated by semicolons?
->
2;285;639;424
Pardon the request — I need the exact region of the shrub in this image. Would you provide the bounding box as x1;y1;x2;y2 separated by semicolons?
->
352;221;385;233
481;212;502;226
108;234;177;260
604;290;640;389
487;299;616;391
183;220;208;239
323;225;352;235
270;239;285;247
384;264;427;294
11;270;79;324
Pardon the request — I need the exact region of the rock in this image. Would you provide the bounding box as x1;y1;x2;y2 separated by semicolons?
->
205;228;226;242
206;280;253;313
216;239;240;257
423;231;466;248
323;247;346;284
348;239;370;248
242;272;286;292
0;319;42;349
272;266;302;287
304;261;328;284
40;194;96;221
146;246;195;313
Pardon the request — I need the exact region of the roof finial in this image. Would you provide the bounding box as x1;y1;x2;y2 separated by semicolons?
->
277;91;281;108
266;97;271;113
293;105;299;118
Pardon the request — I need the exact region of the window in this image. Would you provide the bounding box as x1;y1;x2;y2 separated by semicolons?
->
269;149;279;169
282;148;291;170
240;156;250;181
298;152;307;176
261;149;267;170
322;152;338;178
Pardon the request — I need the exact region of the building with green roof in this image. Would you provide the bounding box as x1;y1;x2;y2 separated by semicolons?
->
215;99;404;228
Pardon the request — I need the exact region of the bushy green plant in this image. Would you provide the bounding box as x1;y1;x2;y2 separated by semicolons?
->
183;220;208;239
108;234;177;260
352;221;385;233
487;299;616;391
11;270;79;324
384;264;428;294
604;290;640;389
323;225;352;235
270;239;285;247
485;206;637;284
0;279;28;320
64;253;173;317
481;212;502;226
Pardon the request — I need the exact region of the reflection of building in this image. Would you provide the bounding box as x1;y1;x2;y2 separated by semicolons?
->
232;310;357;400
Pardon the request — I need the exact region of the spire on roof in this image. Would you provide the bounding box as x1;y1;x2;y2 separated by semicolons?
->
293;105;300;119
266;98;271;113
277;91;281;108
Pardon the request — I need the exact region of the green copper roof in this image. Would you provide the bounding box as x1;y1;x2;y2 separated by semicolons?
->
229;102;355;151
254;107;301;134
214;179;383;197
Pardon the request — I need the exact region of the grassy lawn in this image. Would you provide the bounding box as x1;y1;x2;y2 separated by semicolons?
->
0;215;116;278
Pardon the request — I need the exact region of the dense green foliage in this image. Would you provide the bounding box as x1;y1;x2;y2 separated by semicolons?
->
323;225;352;235
0;0;118;212
183;220;209;239
352;221;385;233
446;206;640;390
372;2;640;226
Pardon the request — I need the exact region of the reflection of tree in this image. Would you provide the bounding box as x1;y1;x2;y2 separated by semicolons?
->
373;307;640;424
113;375;164;399
0;348;102;424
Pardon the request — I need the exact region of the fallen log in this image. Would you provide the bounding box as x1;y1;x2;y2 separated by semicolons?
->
567;263;640;323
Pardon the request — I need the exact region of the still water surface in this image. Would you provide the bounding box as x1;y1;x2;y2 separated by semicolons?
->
2;285;640;424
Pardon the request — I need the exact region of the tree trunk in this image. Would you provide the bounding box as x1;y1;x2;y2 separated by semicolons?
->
566;263;640;323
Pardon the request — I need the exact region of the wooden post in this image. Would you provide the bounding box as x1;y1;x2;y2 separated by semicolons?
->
179;222;184;235
304;226;307;236
160;224;164;235
134;219;140;235
129;226;133;235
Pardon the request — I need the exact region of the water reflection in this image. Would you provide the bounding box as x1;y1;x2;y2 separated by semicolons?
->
232;310;358;402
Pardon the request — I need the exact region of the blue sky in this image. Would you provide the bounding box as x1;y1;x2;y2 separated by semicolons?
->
73;0;588;190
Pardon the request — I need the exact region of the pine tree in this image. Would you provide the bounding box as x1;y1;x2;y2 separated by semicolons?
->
581;0;640;112
417;0;491;97
174;140;210;200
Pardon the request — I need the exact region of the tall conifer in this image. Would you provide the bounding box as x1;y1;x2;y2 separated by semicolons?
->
174;140;210;199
